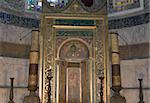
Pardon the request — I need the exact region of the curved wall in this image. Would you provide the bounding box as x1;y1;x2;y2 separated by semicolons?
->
0;0;149;103
0;0;149;29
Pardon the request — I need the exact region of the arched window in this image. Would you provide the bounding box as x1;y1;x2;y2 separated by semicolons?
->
26;0;42;11
46;0;69;9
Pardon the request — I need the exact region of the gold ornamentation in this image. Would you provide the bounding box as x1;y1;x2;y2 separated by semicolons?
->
41;17;107;103
43;19;55;103
95;20;104;102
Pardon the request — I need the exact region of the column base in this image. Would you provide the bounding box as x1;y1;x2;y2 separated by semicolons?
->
23;91;40;103
110;86;126;103
138;102;144;103
8;101;15;103
110;92;126;103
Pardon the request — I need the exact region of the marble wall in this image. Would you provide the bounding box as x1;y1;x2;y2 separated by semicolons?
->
110;22;150;45
0;8;149;103
0;22;31;44
0;57;29;103
120;58;150;103
0;23;31;102
110;22;150;103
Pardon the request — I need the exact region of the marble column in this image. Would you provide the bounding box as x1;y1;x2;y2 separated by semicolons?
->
23;28;40;103
110;32;126;103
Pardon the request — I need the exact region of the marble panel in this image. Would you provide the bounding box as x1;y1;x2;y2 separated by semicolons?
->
0;57;29;86
0;22;31;44
120;89;150;103
110;22;150;45
0;88;28;103
121;58;150;88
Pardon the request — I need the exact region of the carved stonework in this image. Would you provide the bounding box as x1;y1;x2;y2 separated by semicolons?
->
95;20;105;102
43;19;55;103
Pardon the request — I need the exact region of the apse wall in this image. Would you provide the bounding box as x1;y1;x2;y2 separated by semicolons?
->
110;22;150;103
108;0;150;102
0;23;31;102
0;0;150;103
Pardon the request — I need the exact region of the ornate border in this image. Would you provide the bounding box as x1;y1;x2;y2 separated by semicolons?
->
41;15;108;102
0;12;149;29
95;20;105;103
42;18;55;103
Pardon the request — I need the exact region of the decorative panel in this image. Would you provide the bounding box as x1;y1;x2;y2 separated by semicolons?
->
0;12;149;29
0;12;39;28
55;19;95;26
56;30;93;37
41;18;106;102
95;20;105;103
59;40;90;59
42;19;55;103
108;0;144;16
41;2;107;101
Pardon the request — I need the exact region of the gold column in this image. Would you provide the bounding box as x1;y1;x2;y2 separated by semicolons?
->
110;32;126;103
23;28;40;103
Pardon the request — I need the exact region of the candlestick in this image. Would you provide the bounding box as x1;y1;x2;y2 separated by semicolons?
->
110;32;126;103
138;79;144;103
111;32;121;88
8;78;14;103
23;28;40;103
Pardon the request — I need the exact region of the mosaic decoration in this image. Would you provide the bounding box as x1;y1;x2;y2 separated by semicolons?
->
108;0;144;16
56;30;93;37
26;0;42;11
0;12;39;28
0;12;149;29
108;13;149;29
59;40;89;59
55;19;95;26
3;0;25;11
